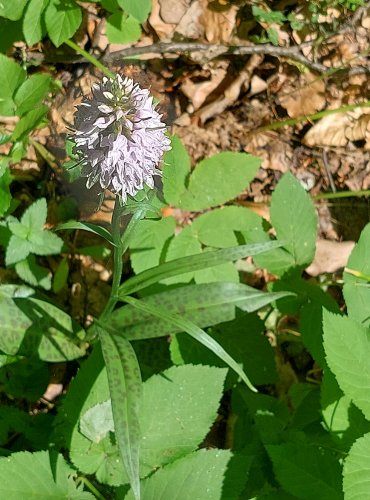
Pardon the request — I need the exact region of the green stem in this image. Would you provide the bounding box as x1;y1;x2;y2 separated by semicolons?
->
313;189;370;201
78;477;106;500
64;39;115;79
100;200;147;320
100;197;124;320
252;100;370;133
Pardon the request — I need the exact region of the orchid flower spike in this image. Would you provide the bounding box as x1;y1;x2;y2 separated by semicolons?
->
73;75;171;203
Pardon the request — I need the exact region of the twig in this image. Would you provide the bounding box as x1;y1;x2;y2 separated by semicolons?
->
103;41;327;73
322;149;336;193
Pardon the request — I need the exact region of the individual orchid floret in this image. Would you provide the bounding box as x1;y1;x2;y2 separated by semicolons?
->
73;75;171;203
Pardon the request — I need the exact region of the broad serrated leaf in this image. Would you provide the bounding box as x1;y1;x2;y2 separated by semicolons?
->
45;0;82;47
267;442;343;499
343;432;370;500
177;152;261;211
80;400;114;443
117;0;151;22
0;288;86;361
12;106;48;141
343;223;370;327
5;234;32;266
15;255;52;289
162;135;191;206
15;73;51;116
0;54;26;115
163;225;202;283
323;310;370;420
269;172;317;271
321;369;370;449
0;0;28;20
129;216;176;274
98;326;142;500
119;241;284;296
192;206;264;249
28;229;64;255
22;197;47;228
125;449;232;500
111;282;291;341
140;365;227;474
106;12;141;44
0;451;94;498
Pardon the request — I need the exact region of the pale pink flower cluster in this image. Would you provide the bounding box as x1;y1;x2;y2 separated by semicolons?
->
73;75;171;202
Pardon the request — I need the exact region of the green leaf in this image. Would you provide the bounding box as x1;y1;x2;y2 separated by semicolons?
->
321;368;370;448
5;234;32;266
122;295;257;392
252;6;286;23
56;220;115;245
129;216;176;274
171;313;278;387
343;432;370;500
117;0;151;22
119;241;284;296
21;197;47;228
163;225;202;283
28;229;64;255
323;310;370;420
0;19;23;52
0;166;12;217
343;223;370;327
98;326;142;500
269;172;317;271
140;365;227;474
106;12;141;44
15;74;51;116
0;450;94;498
124;449;232;500
53;256;69;292
177;152;261;211
267;442;343;499
192;206;264;248
80;400;114;443
44;0;82;47
0;287;86;361
12;105;48;141
162;135;191;206
15;255;52;290
0;0;28;20
0;54;26;115
111;282;291;341
23;0;49;45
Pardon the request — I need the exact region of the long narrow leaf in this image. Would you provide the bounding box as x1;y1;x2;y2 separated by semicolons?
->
109;282;293;341
119;241;283;296
97;325;142;500
122;296;257;393
56;220;115;245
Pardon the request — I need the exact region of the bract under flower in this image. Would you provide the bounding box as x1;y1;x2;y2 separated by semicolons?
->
73;75;171;202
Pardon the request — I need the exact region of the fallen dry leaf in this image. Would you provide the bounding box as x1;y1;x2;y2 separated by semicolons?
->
159;0;191;24
181;61;228;110
149;0;176;40
195;54;263;123
279;72;326;118
305;239;355;276
303;108;370;148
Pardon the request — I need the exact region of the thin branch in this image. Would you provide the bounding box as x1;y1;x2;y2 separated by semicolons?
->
103;41;327;73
